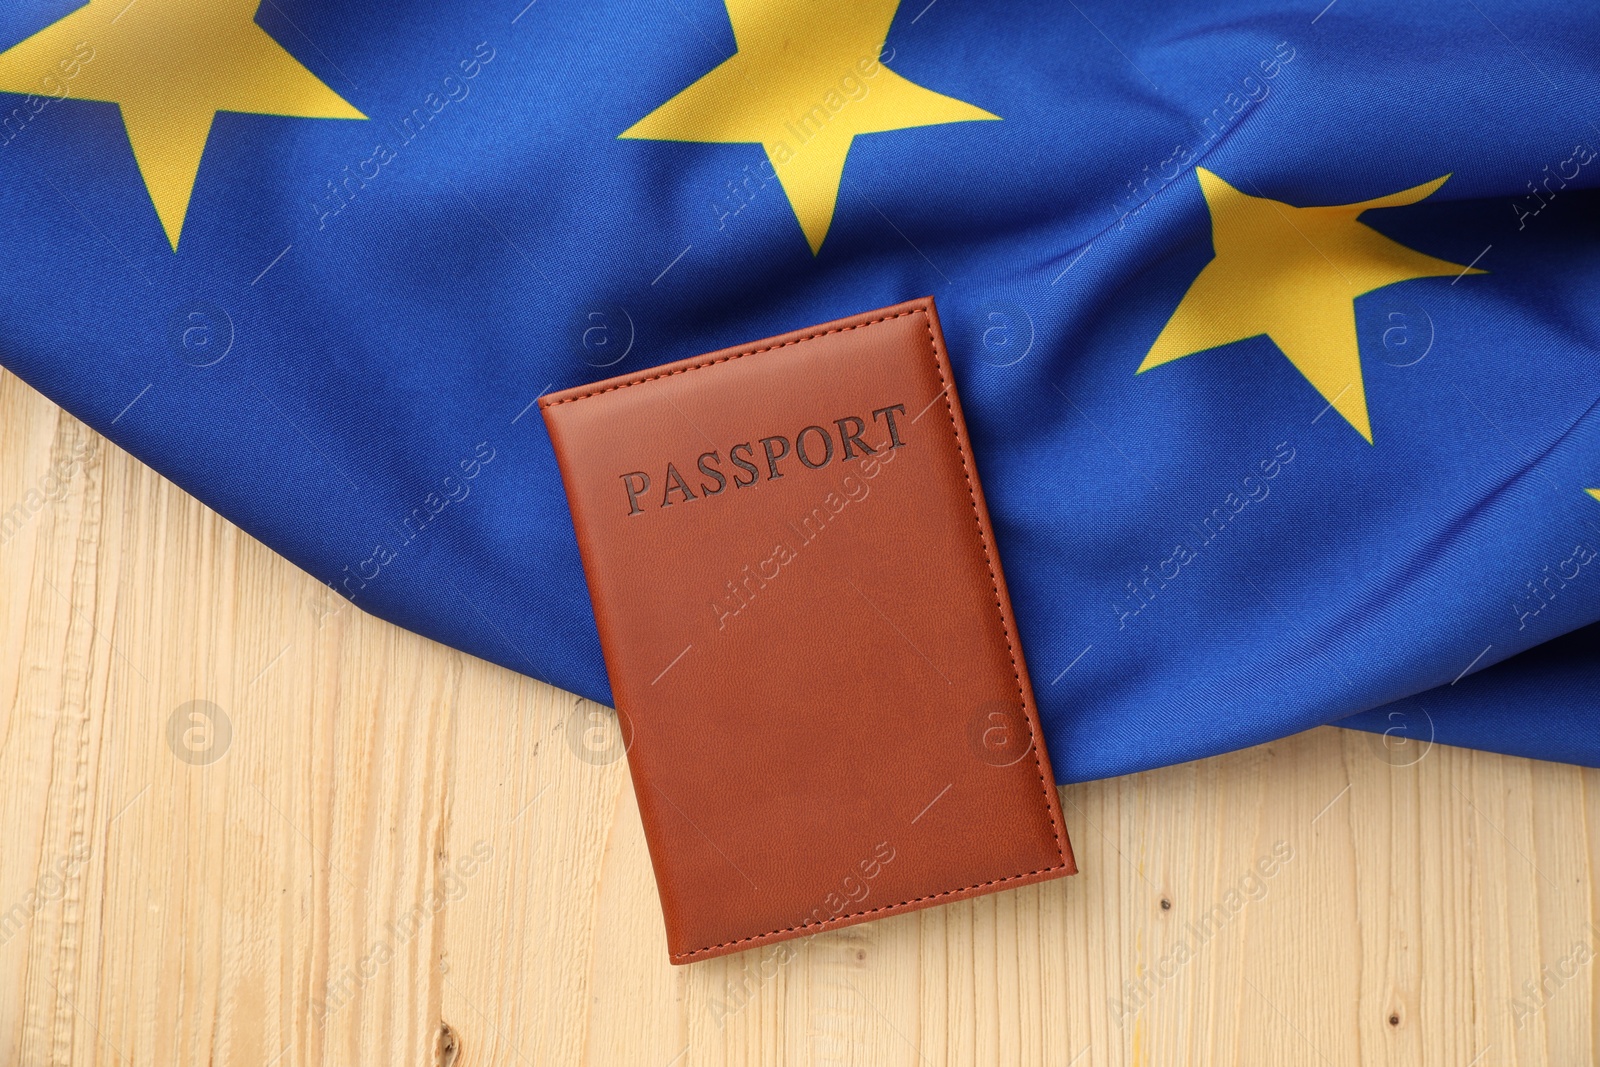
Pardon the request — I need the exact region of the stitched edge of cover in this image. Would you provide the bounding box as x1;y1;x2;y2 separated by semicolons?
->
670;863;1067;963
542;307;929;407
912;305;1069;865
544;304;1071;962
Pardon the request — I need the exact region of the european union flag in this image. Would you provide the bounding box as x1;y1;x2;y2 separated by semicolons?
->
1;0;1595;781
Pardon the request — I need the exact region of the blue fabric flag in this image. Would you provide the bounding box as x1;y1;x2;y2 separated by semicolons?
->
1;0;1595;782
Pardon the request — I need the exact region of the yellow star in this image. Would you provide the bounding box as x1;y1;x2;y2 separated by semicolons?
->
1139;167;1484;442
1589;489;1600;503
0;0;364;250
620;0;997;254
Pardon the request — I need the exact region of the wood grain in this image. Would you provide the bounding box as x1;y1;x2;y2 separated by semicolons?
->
1;367;1595;1066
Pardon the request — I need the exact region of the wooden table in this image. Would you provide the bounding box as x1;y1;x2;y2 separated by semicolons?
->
2;368;1595;1066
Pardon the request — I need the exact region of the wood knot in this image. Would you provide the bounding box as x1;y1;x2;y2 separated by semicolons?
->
436;1021;461;1067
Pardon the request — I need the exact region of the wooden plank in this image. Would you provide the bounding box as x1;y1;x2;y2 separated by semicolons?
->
0;367;1595;1065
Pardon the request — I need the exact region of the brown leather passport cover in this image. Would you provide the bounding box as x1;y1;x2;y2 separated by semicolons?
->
540;297;1075;964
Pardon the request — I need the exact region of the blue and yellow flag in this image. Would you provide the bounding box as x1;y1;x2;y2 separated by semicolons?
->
1;0;1595;780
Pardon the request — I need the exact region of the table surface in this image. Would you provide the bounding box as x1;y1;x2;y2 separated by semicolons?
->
2;368;1596;1067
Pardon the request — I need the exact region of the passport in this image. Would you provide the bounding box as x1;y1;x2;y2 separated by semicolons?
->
540;297;1075;964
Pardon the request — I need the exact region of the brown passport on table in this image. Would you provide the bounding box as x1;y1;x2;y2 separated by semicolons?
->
540;297;1074;964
